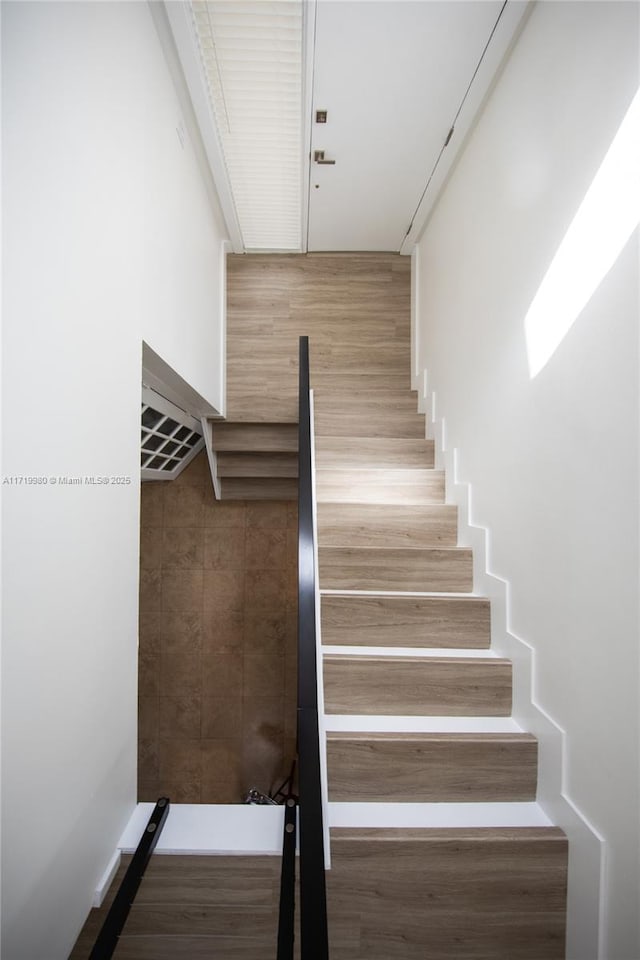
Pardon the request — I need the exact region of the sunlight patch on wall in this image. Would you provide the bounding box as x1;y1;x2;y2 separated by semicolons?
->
525;87;640;379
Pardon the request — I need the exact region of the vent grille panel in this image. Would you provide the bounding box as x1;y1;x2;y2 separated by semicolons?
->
191;0;304;251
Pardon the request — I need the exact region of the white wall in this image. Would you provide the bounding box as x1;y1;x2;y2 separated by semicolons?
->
1;2;228;957
414;3;639;959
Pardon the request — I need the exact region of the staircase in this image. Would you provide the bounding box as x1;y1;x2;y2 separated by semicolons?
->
208;421;298;500
214;252;568;955
101;253;566;959
313;387;568;958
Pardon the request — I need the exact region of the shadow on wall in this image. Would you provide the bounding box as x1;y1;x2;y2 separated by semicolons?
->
138;451;298;803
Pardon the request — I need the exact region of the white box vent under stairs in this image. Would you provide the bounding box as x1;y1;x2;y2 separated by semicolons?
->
140;385;205;482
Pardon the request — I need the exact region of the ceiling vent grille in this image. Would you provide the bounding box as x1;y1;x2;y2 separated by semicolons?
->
190;0;304;251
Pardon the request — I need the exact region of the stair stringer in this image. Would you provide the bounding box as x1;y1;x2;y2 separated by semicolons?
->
423;377;605;960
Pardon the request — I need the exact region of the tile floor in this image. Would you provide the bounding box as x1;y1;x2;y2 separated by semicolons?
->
138;451;298;803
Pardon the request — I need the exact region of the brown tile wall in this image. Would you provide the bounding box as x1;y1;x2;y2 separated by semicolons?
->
138;451;297;803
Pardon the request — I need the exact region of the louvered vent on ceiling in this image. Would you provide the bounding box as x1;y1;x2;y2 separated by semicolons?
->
190;0;304;251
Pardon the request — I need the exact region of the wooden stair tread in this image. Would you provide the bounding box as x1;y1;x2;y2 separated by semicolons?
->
315;414;425;440
314;390;422;411
320;545;470;557
324;653;511;666
319;545;473;592
315;435;434;469
210;423;299;499
316;467;444;504
330;825;566;843
317;502;457;548
217;452;298;478
327;827;567;959
123;905;276;937
210;421;298;452
70;856;282;959
312;373;415;394
327;731;537;802
111;937;281;959
327;730;536;742
323;654;512;716
317;466;440;479
218;477;297;500
321;594;491;647
223;400;298;423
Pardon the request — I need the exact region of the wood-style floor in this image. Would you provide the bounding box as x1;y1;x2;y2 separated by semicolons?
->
71;831;566;959
69;855;282;959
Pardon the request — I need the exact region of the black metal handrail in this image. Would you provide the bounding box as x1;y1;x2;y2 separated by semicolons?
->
89;797;170;959
277;337;329;958
297;336;329;957
277;796;298;957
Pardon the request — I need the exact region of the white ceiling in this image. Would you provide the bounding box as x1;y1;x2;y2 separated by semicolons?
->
308;0;506;251
167;0;530;253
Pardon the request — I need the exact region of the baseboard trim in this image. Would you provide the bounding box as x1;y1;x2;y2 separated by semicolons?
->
93;849;121;908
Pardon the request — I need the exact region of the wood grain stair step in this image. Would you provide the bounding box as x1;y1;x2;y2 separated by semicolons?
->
323;654;512;715
315;435;434;469
123;904;276;938
224;393;298;423
315;411;425;439
321;594;491;648
327;731;537;802
218;477;297;500
316;468;444;504
312;373;415;395
70;855;282;959
314;389;420;412
216;452;298;478
327;827;567;960
109;937;281;959
319;546;473;592
314;393;425;439
312;345;411;376
210;422;298;453
317;502;457;548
